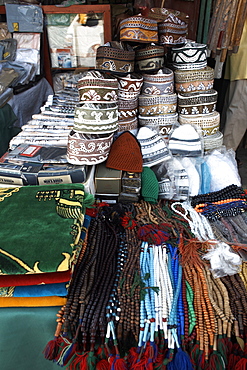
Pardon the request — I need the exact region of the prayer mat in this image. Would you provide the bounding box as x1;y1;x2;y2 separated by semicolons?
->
0;306;62;370
0;183;94;275
0;296;67;307
0;282;68;297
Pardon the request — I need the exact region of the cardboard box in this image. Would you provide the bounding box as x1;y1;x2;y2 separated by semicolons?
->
95;162;122;195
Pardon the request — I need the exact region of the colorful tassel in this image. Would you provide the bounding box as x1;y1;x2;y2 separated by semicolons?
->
43;335;64;360
235;358;247;370
173;348;194;370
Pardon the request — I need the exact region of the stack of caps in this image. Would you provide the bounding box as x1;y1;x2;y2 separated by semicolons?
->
171;41;222;151
144;7;189;47
119;13;165;76
67;70;119;165
117;73;143;135
138;68;178;141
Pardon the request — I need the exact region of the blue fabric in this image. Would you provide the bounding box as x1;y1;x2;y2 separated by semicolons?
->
13;282;68;297
200;161;211;194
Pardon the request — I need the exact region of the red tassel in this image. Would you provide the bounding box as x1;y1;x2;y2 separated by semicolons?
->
121;212;137;230
235;358;247;370
137;224;169;245
114;354;128;370
68;351;88;370
43;335;64;360
131;358;147;370
96;344;109;360
96;359;111;370
55;338;77;366
128;347;142;367
227;354;241;370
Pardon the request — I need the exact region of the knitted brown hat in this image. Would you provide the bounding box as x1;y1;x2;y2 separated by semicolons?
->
106;131;143;172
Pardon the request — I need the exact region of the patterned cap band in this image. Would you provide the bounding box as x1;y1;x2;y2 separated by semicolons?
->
175;79;214;93
67;131;114;165
172;41;207;70
139;93;177;115
158;17;188;46
179;111;220;136
142;67;174;95
77;71;118;103
117;73;143;98
135;45;165;72
96;45;135;74
177;89;218;115
203;131;223;151
120;16;158;43
139;112;178;125
144;7;189;24
174;66;214;83
118;117;138;133
118;98;138;121
139;113;178;140
74;103;119;134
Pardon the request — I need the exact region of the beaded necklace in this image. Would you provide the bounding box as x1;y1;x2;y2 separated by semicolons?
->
166;243;183;349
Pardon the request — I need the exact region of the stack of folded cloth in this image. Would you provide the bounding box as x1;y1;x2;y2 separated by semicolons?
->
0;182;94;307
138;68;178;141
8;74;81;150
171;40;223;151
8;107;74;150
67;70;119;166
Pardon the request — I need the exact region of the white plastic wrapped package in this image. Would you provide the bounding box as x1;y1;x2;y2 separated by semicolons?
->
205;148;241;192
13;33;40;50
15;48;40;75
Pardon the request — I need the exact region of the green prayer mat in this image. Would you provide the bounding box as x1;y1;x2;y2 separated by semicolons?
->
0;183;94;275
0;306;62;370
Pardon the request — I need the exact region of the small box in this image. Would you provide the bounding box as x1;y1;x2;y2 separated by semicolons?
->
37;163;87;185
95;193;119;204
122;171;141;188
95;162;122;195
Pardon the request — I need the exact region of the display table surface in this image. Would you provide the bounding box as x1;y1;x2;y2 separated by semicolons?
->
0;306;61;370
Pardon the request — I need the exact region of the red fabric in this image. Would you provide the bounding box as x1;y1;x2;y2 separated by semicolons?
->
0;269;72;287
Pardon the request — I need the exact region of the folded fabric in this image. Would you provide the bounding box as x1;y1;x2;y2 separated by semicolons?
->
0;296;67;307
0;282;69;298
0;183;94;275
0;269;72;288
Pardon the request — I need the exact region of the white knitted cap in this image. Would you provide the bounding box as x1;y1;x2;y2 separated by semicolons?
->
168;124;202;156
137;126;172;167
